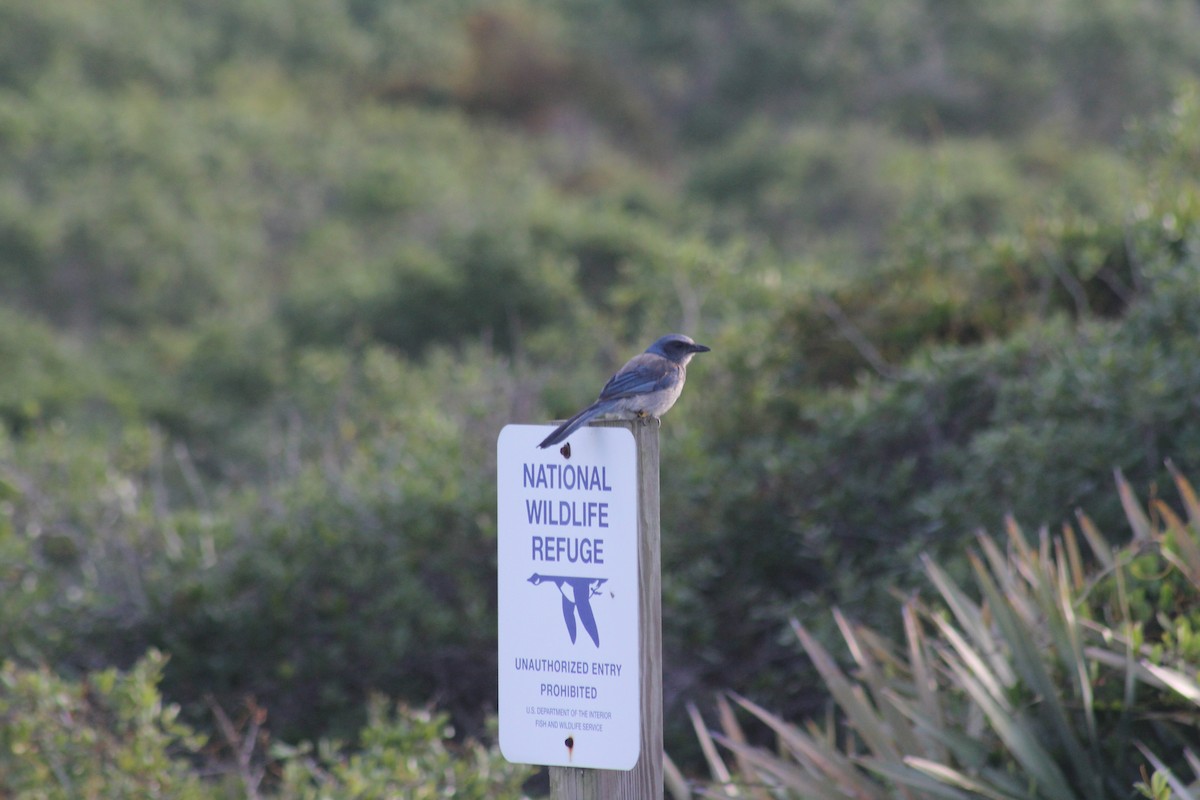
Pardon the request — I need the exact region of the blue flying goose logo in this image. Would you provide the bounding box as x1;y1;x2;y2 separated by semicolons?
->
527;573;607;647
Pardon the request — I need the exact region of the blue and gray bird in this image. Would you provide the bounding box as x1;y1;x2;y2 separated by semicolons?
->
537;333;710;449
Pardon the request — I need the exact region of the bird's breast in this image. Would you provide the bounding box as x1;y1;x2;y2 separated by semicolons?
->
619;379;684;418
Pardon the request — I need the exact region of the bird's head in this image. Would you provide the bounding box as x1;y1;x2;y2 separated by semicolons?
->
527;573;543;585
646;333;711;365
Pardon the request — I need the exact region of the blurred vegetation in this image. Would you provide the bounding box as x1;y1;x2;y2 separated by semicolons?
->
0;650;531;799
0;650;210;799
2;0;1200;791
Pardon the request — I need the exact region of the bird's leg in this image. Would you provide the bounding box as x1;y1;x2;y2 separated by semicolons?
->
633;413;662;431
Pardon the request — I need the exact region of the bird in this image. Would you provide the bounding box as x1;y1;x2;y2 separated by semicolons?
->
527;573;607;647
536;333;711;449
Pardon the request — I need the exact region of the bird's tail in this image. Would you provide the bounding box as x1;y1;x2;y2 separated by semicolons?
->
536;401;611;449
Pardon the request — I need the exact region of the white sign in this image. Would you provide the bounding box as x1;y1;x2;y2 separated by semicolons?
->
496;424;640;770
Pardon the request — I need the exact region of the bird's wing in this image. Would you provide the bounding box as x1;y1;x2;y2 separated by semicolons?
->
598;354;677;400
537;354;679;449
575;593;600;647
561;594;578;644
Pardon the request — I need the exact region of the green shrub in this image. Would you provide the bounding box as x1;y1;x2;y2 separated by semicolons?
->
126;344;521;743
687;472;1200;799
0;307;103;434
0;651;531;799
275;698;532;800
0;650;208;800
662;246;1200;737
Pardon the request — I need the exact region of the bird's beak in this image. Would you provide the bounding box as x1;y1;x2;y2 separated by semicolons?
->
691;343;711;353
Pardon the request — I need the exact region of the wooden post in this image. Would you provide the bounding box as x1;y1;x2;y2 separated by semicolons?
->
549;418;663;800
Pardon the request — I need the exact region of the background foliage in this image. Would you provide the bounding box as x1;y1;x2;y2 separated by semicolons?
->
3;0;1200;793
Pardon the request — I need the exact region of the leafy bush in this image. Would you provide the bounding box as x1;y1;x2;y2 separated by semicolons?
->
564;0;1200;143
275;698;532;800
686;472;1200;799
0;651;531;799
0;307;104;434
661;234;1200;738
0;650;208;800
